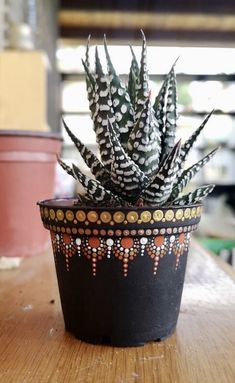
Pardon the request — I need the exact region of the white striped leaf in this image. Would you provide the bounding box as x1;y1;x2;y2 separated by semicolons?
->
72;164;122;205
135;30;150;121
107;120;149;201
140;140;181;206
62;120;110;184
104;36;134;145
127;98;161;175
169;147;218;202
173;184;215;206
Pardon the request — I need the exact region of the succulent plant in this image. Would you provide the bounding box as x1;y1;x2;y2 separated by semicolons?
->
59;33;218;207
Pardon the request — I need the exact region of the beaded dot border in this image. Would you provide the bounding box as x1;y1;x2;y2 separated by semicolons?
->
50;232;191;277
41;206;202;227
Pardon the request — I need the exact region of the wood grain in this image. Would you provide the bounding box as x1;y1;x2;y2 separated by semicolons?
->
0;241;235;383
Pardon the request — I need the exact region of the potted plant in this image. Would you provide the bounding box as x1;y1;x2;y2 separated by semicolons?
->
38;33;217;347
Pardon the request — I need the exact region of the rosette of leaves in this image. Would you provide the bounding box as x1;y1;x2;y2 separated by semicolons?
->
59;32;218;207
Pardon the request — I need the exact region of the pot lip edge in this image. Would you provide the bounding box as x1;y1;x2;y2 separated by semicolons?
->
37;197;203;211
0;130;63;141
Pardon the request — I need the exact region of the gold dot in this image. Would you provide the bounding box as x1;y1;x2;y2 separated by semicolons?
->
87;211;98;223
126;211;138;223
113;211;125;223
184;208;191;219
66;210;74;221
191;207;196;217
140;211;152;223
197;206;202;216
100;211;112;223
40;207;44;217
176;209;183;220
165;210;174;221
61;227;65;233
153;210;164;221
44;207;49;218
56;209;64;221
72;228;77;234
49;209;55;220
76;210;86;222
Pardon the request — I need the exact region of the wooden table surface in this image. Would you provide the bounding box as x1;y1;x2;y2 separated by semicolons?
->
0;241;235;383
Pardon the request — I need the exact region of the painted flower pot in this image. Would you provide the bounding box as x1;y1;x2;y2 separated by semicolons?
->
38;198;202;347
0;131;61;258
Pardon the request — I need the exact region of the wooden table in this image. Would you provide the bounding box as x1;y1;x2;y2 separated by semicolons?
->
0;241;235;383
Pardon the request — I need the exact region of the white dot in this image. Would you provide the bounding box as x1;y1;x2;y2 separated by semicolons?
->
121;104;127;113
170;235;175;243
140;237;148;245
76;238;81;245
106;238;114;246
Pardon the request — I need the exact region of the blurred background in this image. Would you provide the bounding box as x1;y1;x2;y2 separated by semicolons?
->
0;0;235;264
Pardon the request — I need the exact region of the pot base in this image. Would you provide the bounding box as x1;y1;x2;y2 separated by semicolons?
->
66;325;176;347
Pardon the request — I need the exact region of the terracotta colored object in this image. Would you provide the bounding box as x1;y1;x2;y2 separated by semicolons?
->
0;131;61;257
39;198;202;346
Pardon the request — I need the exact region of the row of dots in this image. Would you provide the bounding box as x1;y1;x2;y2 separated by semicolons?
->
41;206;202;225
46;224;198;236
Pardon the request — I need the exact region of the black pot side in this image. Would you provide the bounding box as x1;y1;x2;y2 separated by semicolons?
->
38;198;202;347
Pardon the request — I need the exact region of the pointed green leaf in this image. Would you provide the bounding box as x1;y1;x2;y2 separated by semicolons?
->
153;59;178;152
104;36;134;145
107;120;149;201
129;45;139;78
135;30;149;120
152;74;168;138
169;147;218;202
161;66;177;159
57;156;75;178
88;47;119;170
141;141;181;204
84;35;95;89
173;184;215;206
127;68;137;107
177;111;214;174
62;120;110;183
140;140;181;206
127;98;161;175
128;45;139;107
72;163;122;205
82;36;96;112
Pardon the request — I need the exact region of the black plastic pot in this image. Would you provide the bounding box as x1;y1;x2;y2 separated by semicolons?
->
38;198;202;347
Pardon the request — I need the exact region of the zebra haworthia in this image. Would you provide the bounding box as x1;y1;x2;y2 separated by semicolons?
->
58;36;217;208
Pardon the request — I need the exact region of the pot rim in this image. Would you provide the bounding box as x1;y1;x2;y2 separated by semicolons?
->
0;130;62;140
37;197;202;212
38;197;202;233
